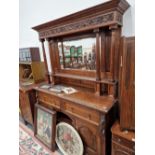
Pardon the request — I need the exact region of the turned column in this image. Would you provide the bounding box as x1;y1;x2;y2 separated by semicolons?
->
94;28;101;81
40;39;51;83
94;28;101;96
61;41;66;69
47;38;56;84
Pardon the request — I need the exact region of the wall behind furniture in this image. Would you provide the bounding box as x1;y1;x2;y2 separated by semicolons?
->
19;0;135;72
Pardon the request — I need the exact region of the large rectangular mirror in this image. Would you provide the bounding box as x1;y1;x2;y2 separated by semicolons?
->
58;37;96;70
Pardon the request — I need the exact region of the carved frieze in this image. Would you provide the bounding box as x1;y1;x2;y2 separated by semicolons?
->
116;12;123;24
39;12;115;38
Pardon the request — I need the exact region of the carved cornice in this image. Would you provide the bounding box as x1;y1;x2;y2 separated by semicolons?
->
39;12;114;38
32;0;129;39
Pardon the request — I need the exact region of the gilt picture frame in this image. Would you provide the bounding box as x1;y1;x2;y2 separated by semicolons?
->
34;104;56;152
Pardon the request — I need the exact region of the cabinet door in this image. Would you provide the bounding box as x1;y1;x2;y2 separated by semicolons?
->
76;119;99;155
19;91;33;125
119;37;135;130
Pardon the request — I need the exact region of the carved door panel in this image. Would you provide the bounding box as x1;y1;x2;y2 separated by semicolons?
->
75;119;99;155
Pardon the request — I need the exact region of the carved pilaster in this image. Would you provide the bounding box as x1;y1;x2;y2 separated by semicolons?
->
109;25;121;80
94;28;101;81
99;115;106;155
61;41;66;69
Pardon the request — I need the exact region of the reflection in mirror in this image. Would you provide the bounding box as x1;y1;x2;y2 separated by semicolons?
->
58;37;96;70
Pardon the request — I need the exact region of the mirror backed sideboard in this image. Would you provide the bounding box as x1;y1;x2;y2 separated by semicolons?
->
19;0;135;155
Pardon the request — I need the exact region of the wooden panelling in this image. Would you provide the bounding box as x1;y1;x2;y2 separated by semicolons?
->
19;89;35;126
59;77;95;90
32;0;130;154
119;37;135;130
76;119;98;153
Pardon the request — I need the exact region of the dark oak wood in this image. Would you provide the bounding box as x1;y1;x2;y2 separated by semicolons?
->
35;85;117;155
94;28;101;81
111;121;135;155
19;84;37;126
32;0;130;154
119;37;135;131
32;1;129;93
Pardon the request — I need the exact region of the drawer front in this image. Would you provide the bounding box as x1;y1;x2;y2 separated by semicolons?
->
38;92;60;109
62;101;100;124
112;141;135;155
112;135;135;152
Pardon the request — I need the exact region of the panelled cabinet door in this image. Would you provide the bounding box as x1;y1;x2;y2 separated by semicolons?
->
76;119;99;155
120;37;135;130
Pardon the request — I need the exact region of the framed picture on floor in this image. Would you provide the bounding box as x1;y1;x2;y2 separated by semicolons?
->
34;103;56;152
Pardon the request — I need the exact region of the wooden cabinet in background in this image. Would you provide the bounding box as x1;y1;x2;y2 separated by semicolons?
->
19;85;37;126
19;47;41;62
111;121;135;155
119;37;135;131
19;62;46;84
19;47;46;127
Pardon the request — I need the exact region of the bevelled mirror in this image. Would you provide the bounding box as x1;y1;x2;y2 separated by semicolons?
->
58;37;96;70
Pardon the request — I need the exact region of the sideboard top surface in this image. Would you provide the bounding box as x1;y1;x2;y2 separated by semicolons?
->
34;84;116;113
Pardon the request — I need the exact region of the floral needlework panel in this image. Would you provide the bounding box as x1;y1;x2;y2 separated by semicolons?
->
56;122;83;155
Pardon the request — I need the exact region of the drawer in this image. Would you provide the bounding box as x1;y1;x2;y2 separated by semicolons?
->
112;142;135;155
38;92;60;109
112;135;135;151
62;101;100;124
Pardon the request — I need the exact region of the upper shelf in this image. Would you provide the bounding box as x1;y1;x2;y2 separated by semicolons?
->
53;73;117;85
32;0;130;39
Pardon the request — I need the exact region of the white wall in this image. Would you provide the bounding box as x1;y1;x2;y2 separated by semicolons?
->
122;0;135;36
19;0;135;72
